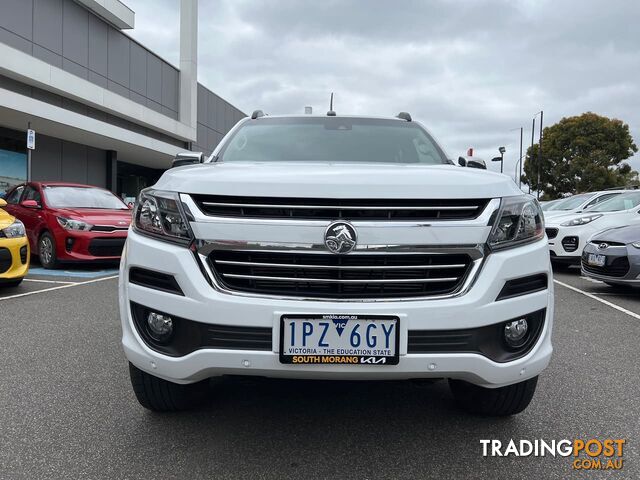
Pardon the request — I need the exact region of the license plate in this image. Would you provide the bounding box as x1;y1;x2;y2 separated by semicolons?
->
588;253;606;267
280;314;399;365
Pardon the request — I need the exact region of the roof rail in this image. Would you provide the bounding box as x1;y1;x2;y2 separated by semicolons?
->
251;110;265;119
396;112;412;122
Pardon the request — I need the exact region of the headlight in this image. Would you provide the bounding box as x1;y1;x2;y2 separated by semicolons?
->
2;219;26;238
57;217;93;231
133;189;192;245
631;243;640;249
560;214;603;227
487;195;544;250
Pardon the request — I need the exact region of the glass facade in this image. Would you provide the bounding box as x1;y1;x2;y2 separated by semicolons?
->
0;127;27;196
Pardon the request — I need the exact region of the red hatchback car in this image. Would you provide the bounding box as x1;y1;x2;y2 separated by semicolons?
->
3;182;131;268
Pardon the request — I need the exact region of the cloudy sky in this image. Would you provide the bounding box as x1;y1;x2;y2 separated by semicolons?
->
124;0;640;181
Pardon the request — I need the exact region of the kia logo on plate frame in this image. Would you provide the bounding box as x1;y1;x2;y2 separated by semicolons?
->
324;221;357;254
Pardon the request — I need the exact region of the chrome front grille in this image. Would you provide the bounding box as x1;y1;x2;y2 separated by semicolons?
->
207;250;476;299
191;195;490;221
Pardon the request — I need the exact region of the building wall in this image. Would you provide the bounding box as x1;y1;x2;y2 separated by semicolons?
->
0;0;179;119
194;84;246;155
32;134;107;187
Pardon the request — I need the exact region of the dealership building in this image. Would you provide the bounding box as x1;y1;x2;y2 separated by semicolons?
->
0;0;245;201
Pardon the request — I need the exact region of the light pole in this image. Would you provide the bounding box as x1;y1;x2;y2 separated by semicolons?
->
537;110;544;200
491;146;506;173
531;111;542;198
510;127;524;188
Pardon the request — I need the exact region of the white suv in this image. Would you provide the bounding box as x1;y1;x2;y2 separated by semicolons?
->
119;113;553;416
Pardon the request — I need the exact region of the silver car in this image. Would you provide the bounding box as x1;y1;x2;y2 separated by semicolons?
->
581;225;640;287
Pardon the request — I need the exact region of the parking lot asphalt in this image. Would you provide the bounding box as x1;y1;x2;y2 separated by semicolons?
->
0;267;638;479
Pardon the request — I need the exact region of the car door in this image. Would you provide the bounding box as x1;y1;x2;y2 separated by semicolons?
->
3;184;25;218
18;184;45;250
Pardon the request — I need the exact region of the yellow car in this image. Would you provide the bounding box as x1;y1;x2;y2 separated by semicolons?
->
0;198;29;287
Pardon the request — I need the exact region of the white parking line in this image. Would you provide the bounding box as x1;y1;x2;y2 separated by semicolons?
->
554;279;640;320
23;278;78;285
0;275;118;302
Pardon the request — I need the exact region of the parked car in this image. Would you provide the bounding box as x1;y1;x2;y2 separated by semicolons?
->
541;199;561;211
0;198;29;286
581;225;640;288
3;182;131;269
543;190;625;219
545;191;640;267
120;112;553;416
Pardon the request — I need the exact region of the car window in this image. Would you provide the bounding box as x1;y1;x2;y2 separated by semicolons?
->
550;193;593;211
218;117;448;165
42;186;128;209
589;192;640;212
5;185;24;204
22;185;41;204
583;193;620;209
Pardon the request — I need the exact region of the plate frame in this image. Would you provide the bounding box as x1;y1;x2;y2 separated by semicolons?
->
279;314;400;366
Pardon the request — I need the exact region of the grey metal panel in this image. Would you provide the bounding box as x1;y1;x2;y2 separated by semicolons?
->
129;90;146;106
107;27;129;88
196;124;207;148
61;141;87;183
215;96;225;133
31;135;62;181
206;91;216;129
146;54;162;103
32;86;63;107
86;147;106;187
161;106;178;120
34;0;63;54
161;63;178;111
88;13;108;76
88;70;108;88
0;27;32;54
33;45;63;68
63;59;88;80
62;0;89;66
129;42;147;96
0;0;33;40
197;85;207;124
146;98;163;114
107;80;129;98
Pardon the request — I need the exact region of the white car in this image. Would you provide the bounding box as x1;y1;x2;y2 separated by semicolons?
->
120;113;553;416
545;191;640;266
544;190;625;219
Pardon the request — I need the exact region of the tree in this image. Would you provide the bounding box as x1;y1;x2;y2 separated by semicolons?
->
522;112;638;199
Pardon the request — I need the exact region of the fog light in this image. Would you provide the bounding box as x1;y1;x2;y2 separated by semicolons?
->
504;318;528;348
147;312;173;342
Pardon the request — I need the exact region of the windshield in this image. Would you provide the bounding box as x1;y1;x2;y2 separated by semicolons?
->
218;117;448;164
587;192;640;212
43;186;128;210
548;193;593;211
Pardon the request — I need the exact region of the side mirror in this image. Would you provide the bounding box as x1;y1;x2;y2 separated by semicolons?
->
171;151;204;168
21;200;40;208
458;156;467;167
467;159;487;169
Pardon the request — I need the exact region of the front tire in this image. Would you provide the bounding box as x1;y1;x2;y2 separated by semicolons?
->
38;232;58;269
1;278;23;288
128;363;209;412
449;376;538;416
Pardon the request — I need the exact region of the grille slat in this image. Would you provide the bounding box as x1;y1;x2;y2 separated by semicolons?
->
193;195;489;221
209;250;473;299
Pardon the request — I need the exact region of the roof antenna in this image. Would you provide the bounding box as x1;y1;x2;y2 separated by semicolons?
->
327;92;336;116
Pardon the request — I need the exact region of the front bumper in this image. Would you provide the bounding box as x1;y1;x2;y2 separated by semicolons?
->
0;236;29;281
119;230;554;388
55;229;127;262
581;243;640;283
